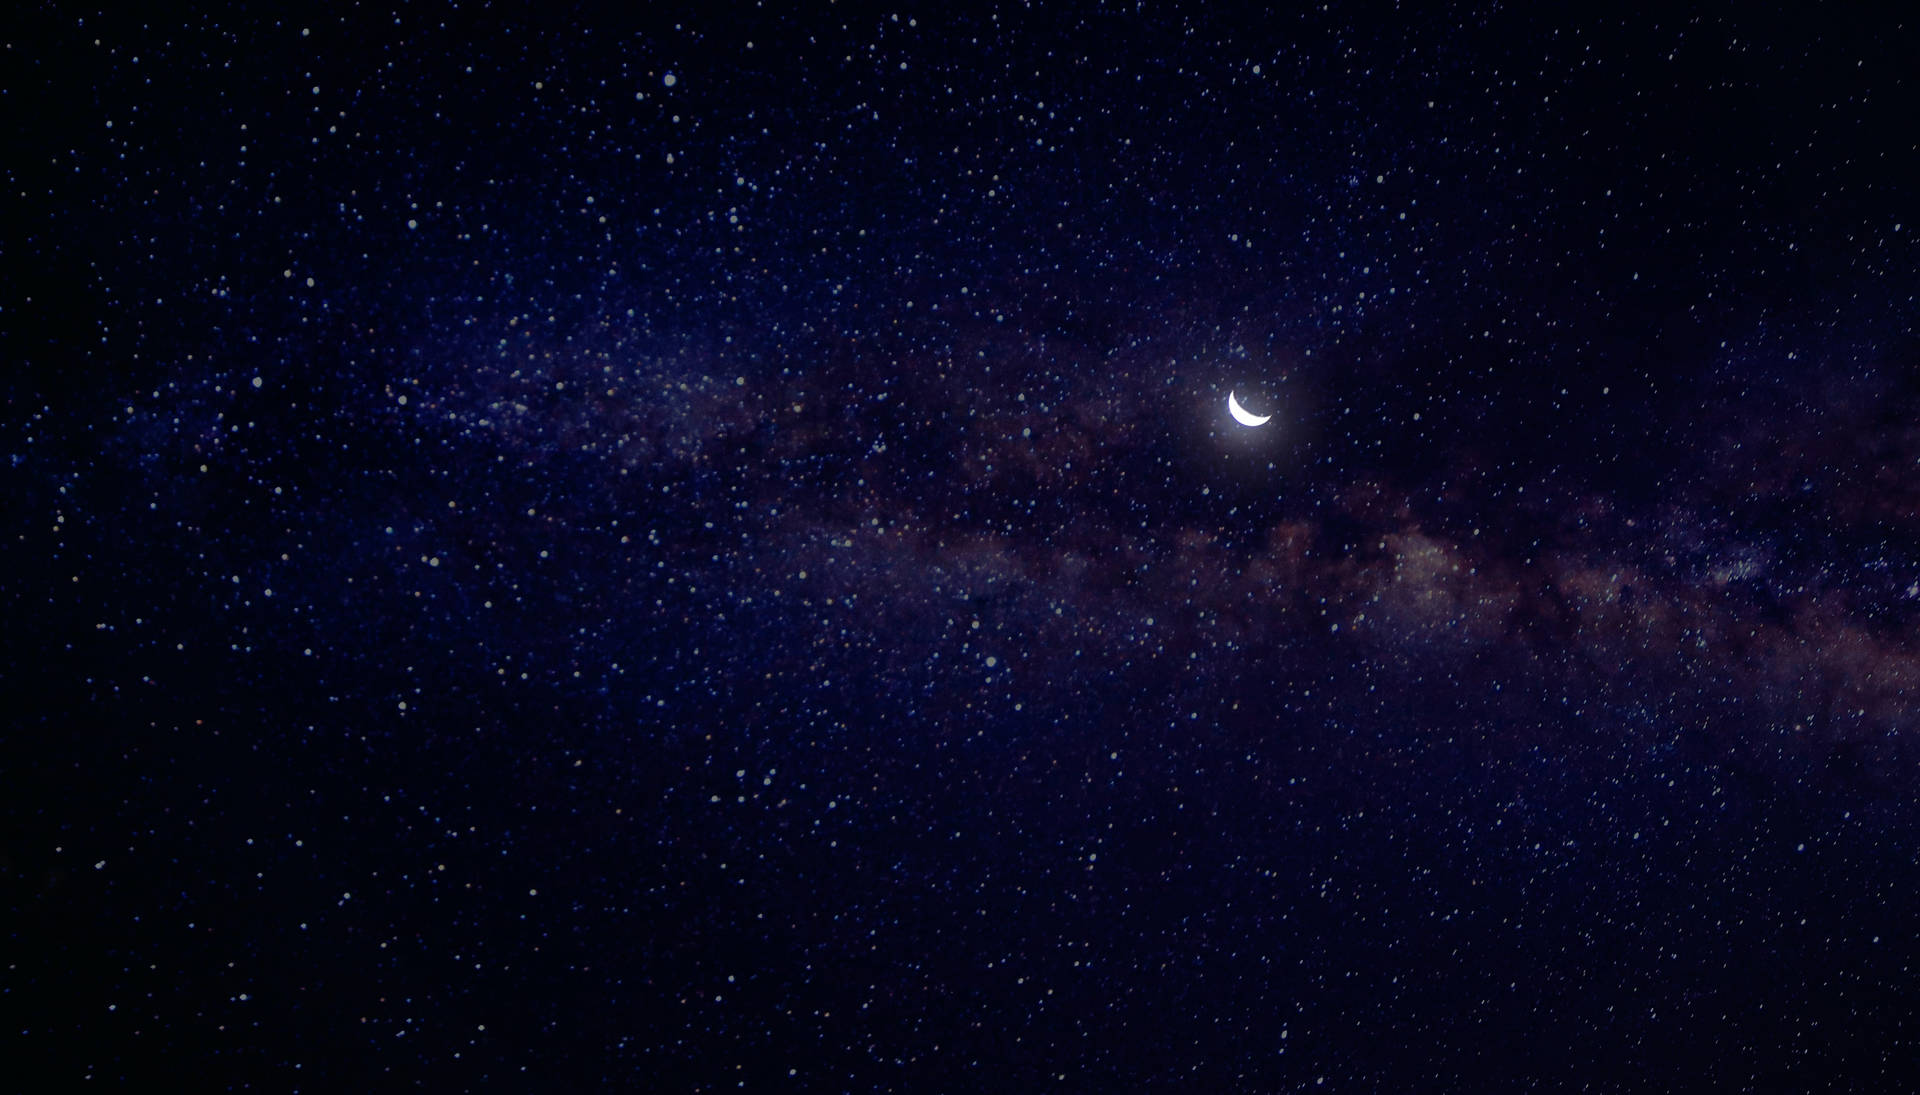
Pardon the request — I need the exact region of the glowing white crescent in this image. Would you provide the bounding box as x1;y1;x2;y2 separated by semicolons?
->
1227;391;1271;427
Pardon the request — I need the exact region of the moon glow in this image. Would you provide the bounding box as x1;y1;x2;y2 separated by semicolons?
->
1227;391;1272;428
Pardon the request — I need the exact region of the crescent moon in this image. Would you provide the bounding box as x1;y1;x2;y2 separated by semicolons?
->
1227;391;1271;427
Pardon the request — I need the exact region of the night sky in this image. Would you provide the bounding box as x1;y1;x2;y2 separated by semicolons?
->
9;3;1920;1090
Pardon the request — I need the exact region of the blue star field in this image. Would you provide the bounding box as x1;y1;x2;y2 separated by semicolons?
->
7;3;1920;1090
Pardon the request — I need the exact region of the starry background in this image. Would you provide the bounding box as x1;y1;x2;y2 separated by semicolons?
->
7;2;1920;1090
